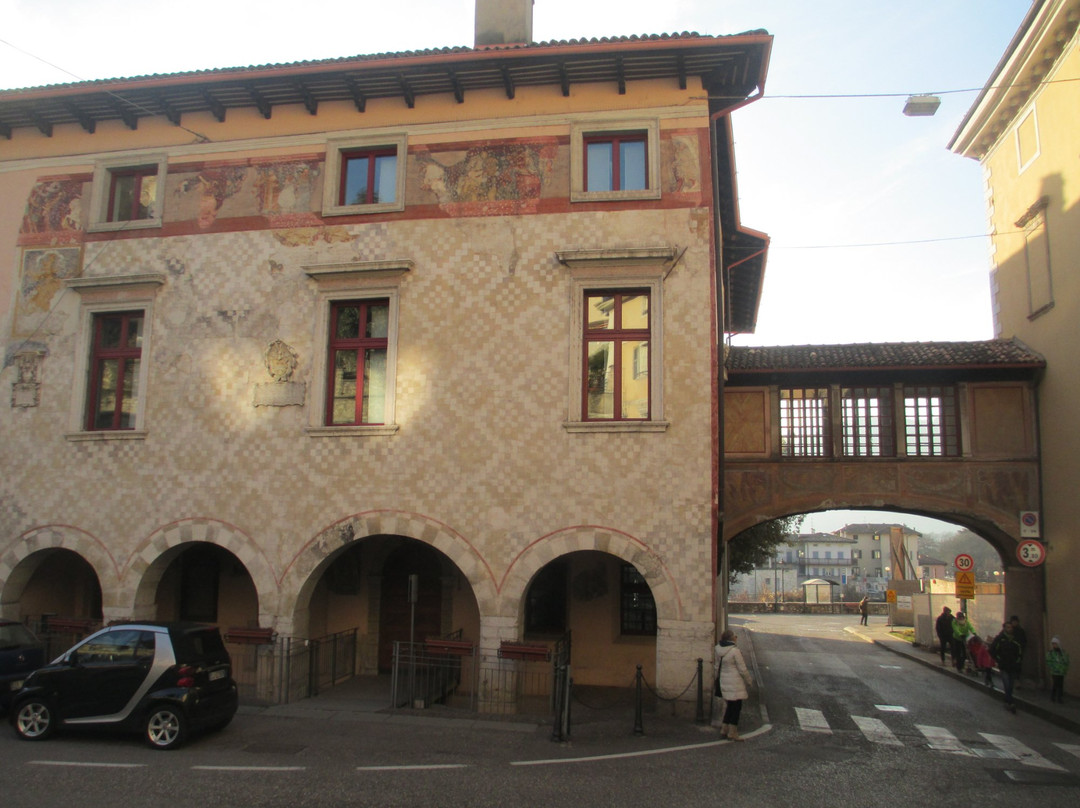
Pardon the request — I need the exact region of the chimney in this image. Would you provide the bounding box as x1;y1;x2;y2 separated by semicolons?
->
475;0;534;48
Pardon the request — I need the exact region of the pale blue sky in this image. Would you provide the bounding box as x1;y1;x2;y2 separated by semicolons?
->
0;1;1028;537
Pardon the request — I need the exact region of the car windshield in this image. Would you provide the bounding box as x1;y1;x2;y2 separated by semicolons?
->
0;623;40;650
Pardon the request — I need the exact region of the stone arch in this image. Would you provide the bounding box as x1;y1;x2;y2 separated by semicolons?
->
279;510;498;637
125;518;278;625
500;525;682;626
0;525;120;619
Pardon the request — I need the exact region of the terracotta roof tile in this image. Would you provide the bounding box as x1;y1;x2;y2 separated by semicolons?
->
726;339;1045;372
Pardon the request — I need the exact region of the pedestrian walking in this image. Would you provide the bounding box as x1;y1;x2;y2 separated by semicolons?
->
990;621;1023;713
859;596;869;626
952;612;974;673
714;629;753;741
1009;615;1027;663
1047;636;1070;703
935;606;954;665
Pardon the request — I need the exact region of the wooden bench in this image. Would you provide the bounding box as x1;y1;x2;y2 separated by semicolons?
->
498;642;551;662
224;627;276;645
43;617;97;634
424;638;476;657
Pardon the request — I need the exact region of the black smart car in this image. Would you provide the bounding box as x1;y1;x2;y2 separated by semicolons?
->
10;622;238;750
0;620;45;713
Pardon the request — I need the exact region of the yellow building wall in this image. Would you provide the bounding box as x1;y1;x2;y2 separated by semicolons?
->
981;33;1080;690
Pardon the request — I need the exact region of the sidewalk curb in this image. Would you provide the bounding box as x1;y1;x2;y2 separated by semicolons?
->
849;626;1080;736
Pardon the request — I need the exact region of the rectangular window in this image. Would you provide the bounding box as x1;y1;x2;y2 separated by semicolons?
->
323;134;407;216
1023;211;1053;316
780;388;831;457
872;550;881;560
326;300;389;426
903;385;959;457
86;311;143;431
584;290;650;420
89;156;166;232
107;166;158;223
339;148;397;207
842;386;895;457
620;563;656;636
584;133;647;192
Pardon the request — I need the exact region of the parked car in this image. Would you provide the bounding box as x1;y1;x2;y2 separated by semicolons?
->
9;622;238;750
0;620;45;713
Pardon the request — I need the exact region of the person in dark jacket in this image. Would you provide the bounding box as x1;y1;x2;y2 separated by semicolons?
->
991;621;1023;713
859;596;869;626
935;606;953;665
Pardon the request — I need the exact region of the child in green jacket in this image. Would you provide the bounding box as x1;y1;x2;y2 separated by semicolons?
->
1047;636;1070;703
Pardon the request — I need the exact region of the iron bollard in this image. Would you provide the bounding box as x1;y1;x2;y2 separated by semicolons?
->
633;664;644;735
695;658;706;724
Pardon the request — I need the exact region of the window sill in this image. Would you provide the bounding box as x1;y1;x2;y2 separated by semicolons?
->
570;188;661;204
322;201;404;218
305;425;400;438
65;430;148;442
563;421;669;434
87;218;162;234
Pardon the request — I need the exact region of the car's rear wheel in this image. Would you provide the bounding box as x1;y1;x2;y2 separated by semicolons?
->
144;705;186;750
14;698;55;741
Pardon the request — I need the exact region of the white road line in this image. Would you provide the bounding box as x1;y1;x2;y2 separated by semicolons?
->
980;733;1066;771
794;707;831;733
192;766;307;772
874;705;908;712
30;761;146;769
356;764;470;771
851;715;903;746
916;725;973;756
1055;743;1080;760
510;727;774;767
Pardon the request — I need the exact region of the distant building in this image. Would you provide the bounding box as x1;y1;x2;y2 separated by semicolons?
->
836;523;921;598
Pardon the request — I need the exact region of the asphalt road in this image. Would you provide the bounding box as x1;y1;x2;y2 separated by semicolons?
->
3;615;1078;807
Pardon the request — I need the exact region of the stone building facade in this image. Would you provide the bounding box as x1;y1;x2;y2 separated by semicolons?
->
0;5;771;701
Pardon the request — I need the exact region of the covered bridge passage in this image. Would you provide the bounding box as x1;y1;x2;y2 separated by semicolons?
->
721;339;1045;643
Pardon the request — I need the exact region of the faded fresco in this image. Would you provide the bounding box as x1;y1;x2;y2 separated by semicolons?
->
14;248;82;336
20;179;84;235
415;142;557;215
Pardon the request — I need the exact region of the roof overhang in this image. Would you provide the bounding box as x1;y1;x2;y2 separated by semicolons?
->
0;32;772;139
949;0;1080;159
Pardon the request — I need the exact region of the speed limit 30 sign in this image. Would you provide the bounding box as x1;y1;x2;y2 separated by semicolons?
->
954;553;975;572
1017;539;1046;567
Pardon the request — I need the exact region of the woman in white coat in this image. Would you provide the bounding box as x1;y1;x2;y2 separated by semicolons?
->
713;628;753;740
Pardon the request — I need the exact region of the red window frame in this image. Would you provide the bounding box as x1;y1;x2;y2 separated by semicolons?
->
582;290;650;421
583;132;648;192
325;299;390;426
338;148;397;206
86;311;143;431
106;167;156;223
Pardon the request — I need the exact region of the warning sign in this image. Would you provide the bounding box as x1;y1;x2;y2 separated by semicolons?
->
955;570;976;600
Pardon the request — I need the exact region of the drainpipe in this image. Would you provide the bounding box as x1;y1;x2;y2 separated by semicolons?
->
708;84;764;636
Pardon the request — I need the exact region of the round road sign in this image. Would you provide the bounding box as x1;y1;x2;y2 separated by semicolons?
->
1017;539;1046;567
954;553;975;571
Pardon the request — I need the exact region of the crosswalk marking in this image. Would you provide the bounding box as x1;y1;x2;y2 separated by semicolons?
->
789;708;1075;773
980;733;1066;771
851;716;903;746
794;707;831;733
1055;743;1080;760
915;725;973;756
